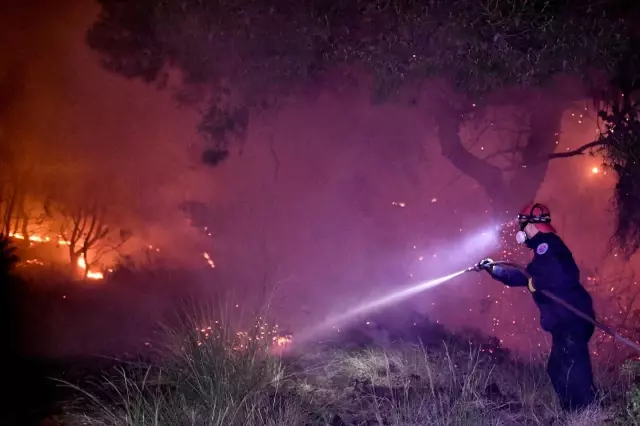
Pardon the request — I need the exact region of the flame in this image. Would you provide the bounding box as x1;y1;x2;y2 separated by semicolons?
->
9;230;216;278
8;231;103;280
77;257;104;280
9;232;71;246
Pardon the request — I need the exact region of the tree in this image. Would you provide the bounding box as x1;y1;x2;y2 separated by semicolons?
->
59;202;110;277
0;179;21;236
592;63;640;256
87;0;640;252
0;172;33;238
58;201;132;278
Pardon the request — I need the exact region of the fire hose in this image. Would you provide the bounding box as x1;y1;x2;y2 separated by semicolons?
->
468;260;640;354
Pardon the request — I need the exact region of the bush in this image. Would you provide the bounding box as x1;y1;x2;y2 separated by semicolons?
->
614;359;640;425
62;313;310;426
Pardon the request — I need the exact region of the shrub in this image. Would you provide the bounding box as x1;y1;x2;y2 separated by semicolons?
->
62;313;312;426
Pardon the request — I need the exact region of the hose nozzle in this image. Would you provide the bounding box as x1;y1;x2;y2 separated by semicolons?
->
467;258;495;272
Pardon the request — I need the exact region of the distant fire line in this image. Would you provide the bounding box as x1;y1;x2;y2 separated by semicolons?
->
8;231;104;280
8;231;217;279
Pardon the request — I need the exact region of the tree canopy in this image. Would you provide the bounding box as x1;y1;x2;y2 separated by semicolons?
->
88;0;640;254
89;0;629;152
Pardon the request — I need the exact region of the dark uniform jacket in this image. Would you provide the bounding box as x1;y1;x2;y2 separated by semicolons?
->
490;232;595;337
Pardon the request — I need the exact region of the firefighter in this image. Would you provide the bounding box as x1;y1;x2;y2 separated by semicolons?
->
478;203;596;412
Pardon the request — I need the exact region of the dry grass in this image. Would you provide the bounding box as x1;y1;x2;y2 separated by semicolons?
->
60;314;637;426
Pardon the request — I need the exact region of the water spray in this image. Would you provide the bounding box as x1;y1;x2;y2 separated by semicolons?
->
469;260;640;354
291;226;501;344
296;269;467;344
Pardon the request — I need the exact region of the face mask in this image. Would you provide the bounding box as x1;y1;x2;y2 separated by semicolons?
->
515;230;527;245
515;220;528;245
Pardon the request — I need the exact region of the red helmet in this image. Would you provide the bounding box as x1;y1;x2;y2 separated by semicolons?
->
517;202;556;233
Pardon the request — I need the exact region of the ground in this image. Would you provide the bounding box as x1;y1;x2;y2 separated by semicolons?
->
32;313;636;426
3;270;636;425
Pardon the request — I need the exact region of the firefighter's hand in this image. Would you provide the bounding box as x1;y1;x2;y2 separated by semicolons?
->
477;258;494;272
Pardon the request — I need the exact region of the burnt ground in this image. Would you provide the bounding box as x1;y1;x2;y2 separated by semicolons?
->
1;355;133;426
2;356;74;425
1;267;193;426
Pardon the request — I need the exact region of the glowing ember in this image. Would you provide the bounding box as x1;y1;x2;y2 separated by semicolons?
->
19;259;44;266
192;319;292;352
272;334;292;347
591;167;599;174
203;252;215;268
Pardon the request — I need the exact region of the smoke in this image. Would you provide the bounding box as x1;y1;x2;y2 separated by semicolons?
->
0;1;211;264
0;1;632;360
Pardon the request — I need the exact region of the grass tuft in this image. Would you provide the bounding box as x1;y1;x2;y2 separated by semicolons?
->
61;312;637;426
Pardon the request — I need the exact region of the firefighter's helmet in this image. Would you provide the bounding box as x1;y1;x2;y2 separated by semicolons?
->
517;202;556;233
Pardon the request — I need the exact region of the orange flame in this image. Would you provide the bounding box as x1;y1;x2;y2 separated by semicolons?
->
9;231;216;278
77;257;104;280
9;231;103;280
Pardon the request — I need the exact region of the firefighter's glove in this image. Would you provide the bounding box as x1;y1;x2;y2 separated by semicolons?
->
476;258;494;272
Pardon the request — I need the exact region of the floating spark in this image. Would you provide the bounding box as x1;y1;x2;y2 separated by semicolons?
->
203;252;215;268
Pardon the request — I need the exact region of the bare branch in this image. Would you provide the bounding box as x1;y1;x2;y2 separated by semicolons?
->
548;140;609;160
501;138;610;172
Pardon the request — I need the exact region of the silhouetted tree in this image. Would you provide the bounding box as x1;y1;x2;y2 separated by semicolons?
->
592;51;640;256
56;199;132;278
87;0;640;253
0;179;25;236
59;203;110;276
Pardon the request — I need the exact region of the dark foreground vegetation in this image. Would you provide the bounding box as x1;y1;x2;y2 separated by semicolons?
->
3;236;640;425
41;313;640;426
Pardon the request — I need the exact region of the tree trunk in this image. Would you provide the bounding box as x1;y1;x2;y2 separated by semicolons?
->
16;190;29;238
69;251;80;276
508;101;566;208
3;187;17;235
434;97;566;220
81;250;89;279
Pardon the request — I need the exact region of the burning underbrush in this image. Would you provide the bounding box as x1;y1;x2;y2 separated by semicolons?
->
60;311;637;426
7;222;216;284
9;230;112;280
